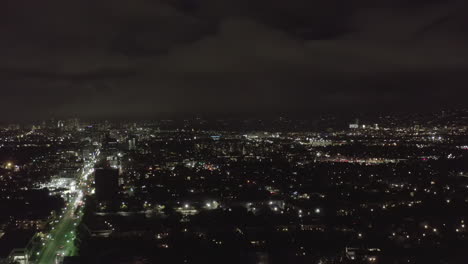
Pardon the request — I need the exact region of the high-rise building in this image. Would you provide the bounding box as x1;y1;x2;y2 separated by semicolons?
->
349;118;360;129
47;118;56;129
64;118;80;131
57;120;64;129
128;137;137;150
94;168;119;202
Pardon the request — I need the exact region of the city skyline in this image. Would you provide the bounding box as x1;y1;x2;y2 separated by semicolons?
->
0;111;467;263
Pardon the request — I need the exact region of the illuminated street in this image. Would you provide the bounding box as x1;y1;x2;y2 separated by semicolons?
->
36;205;78;264
36;163;96;264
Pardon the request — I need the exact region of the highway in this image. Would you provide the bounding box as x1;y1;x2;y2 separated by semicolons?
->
36;160;96;264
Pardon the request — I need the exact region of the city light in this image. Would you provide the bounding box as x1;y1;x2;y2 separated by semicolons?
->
1;109;467;264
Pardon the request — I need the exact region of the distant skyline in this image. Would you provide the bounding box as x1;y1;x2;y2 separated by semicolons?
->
1;0;467;121
3;108;466;128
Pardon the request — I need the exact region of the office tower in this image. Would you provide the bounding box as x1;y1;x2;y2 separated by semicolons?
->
94;168;119;202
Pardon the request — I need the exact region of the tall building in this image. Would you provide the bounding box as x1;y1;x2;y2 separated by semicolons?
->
94;168;119;202
57;120;64;129
102;134;118;152
47;118;56;130
128;137;137;150
64;118;80;131
349;118;360;129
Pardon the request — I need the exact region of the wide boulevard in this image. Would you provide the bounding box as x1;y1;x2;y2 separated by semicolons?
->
36;159;96;264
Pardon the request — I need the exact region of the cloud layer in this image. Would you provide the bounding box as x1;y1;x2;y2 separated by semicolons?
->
0;0;467;121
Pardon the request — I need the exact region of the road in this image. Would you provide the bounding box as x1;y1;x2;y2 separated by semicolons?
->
36;161;96;264
36;204;79;264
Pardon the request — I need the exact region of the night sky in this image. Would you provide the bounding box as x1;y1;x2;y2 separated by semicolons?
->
1;0;467;121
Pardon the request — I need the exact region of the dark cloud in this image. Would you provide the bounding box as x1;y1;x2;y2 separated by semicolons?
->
0;0;467;122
